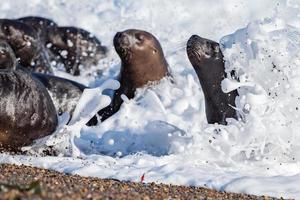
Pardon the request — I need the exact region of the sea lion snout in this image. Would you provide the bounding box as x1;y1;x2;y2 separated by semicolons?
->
114;31;131;48
113;31;132;60
187;35;200;48
0;20;37;49
0;19;39;66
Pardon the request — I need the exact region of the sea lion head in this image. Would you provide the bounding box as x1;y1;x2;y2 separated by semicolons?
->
113;29;168;88
0;40;17;70
186;35;238;125
187;35;222;67
97;29;169;121
0;19;39;67
46;26;107;75
114;29;164;63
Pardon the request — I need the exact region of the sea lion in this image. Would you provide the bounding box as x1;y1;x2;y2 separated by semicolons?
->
3;17;107;76
0;37;83;124
186;35;238;125
33;27;169;123
0;19;52;73
0;17;100;124
17;16;58;73
98;29;170;121
46;26;108;75
0;19;39;66
0;41;58;151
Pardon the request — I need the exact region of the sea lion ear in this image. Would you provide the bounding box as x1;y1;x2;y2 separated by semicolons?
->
135;32;145;41
149;46;158;54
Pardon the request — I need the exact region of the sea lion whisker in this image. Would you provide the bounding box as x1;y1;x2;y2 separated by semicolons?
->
187;49;202;61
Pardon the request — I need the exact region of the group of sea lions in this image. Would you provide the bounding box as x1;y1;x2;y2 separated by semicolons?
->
0;16;238;152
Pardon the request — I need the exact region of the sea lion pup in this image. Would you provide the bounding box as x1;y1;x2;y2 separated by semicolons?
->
98;29;170;121
46;26;108;76
0;41;57;151
0;19;52;73
17;16;58;73
186;35;238;125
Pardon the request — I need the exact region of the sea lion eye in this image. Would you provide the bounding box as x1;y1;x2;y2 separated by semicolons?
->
2;25;11;36
23;35;30;41
135;33;144;42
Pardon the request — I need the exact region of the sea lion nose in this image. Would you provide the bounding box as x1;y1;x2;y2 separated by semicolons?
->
114;31;130;47
114;32;126;43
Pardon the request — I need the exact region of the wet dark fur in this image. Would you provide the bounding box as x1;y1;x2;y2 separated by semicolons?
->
18;16;58;42
46;26;107;75
98;29;169;121
18;16;59;74
3;16;107;76
32;73;86;115
0;19;39;68
186;35;238;125
0;18;53;74
0;69;58;151
31;73;98;125
0;40;95;126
